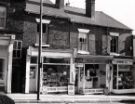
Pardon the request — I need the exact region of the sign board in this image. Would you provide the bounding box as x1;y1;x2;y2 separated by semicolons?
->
75;58;109;64
68;84;75;95
84;89;104;95
42;86;68;94
112;59;133;65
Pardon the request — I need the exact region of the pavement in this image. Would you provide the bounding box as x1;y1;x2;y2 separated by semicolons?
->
7;94;135;104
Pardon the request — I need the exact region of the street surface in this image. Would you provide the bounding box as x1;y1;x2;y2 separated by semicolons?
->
15;103;135;104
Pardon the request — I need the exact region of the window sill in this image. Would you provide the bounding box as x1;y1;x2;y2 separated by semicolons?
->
35;43;50;48
77;50;90;55
110;52;120;56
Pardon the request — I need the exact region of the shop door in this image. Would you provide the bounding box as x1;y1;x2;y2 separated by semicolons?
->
29;65;37;93
0;59;4;80
0;59;4;91
75;64;85;93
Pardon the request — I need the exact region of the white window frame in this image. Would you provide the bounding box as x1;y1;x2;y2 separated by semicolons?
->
0;6;6;29
110;32;119;56
13;40;22;58
78;28;90;54
35;18;51;47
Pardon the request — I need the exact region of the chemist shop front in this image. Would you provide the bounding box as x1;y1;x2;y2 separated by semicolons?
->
111;58;135;94
74;55;112;95
25;47;75;94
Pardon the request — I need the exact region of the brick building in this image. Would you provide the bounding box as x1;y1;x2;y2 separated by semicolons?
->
0;0;134;94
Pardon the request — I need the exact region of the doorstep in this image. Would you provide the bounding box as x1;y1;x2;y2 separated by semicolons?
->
7;94;135;103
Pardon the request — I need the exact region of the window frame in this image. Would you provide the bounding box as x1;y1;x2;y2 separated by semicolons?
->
0;6;6;29
110;32;119;54
78;28;90;54
13;40;22;59
36;18;51;46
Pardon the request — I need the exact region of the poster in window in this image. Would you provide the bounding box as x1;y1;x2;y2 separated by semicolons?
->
80;67;84;81
30;67;36;79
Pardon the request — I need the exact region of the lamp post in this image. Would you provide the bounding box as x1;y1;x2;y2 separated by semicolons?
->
37;0;43;100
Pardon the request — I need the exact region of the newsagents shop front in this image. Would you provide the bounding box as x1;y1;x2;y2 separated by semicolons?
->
25;46;75;95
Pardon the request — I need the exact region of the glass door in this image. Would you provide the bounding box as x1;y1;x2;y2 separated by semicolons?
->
0;59;4;80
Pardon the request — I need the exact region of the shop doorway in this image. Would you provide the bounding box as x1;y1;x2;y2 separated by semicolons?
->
0;59;5;91
29;65;37;93
0;59;4;80
76;64;106;94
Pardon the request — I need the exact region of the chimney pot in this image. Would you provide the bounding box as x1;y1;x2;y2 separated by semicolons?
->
55;0;64;8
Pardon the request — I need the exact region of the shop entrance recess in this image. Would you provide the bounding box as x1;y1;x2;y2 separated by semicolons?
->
76;64;107;94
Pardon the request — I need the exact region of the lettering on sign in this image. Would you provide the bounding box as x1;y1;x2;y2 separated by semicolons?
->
112;59;133;65
84;89;104;94
42;86;68;94
75;58;109;63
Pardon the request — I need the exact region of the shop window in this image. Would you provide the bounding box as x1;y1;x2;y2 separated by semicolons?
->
13;40;22;58
42;65;70;87
0;6;6;29
110;32;119;53
78;29;90;54
113;65;134;89
0;59;4;80
41;57;70;94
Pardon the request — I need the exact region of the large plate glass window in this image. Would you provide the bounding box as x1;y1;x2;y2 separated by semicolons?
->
113;65;134;89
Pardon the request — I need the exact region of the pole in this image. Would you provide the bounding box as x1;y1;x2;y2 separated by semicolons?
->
37;0;43;100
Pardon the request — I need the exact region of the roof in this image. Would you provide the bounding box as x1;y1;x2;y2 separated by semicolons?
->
26;1;68;19
28;0;54;4
25;1;132;30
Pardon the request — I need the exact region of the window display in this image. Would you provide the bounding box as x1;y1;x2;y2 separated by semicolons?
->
113;65;134;89
85;64;99;88
42;65;69;87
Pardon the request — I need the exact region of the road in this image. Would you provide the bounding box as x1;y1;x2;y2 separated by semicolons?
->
15;102;135;104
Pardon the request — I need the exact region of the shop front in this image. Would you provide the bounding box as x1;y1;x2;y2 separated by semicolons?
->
75;55;112;95
0;35;15;93
25;46;75;94
111;58;135;94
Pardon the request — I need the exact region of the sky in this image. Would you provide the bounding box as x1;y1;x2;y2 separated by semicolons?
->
51;0;135;34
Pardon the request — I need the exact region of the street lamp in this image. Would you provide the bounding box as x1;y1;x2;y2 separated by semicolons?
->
37;0;43;100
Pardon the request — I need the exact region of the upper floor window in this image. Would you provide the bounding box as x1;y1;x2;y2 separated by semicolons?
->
13;40;22;58
37;23;47;33
36;18;51;46
0;6;6;29
78;28;90;54
110;32;119;53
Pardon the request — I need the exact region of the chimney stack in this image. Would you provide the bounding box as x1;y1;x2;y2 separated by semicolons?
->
86;0;95;18
55;0;64;8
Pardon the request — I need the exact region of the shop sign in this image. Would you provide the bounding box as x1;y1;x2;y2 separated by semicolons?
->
84;89;104;94
112;59;133;65
75;58;109;63
42;86;68;94
68;84;75;95
76;63;84;67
